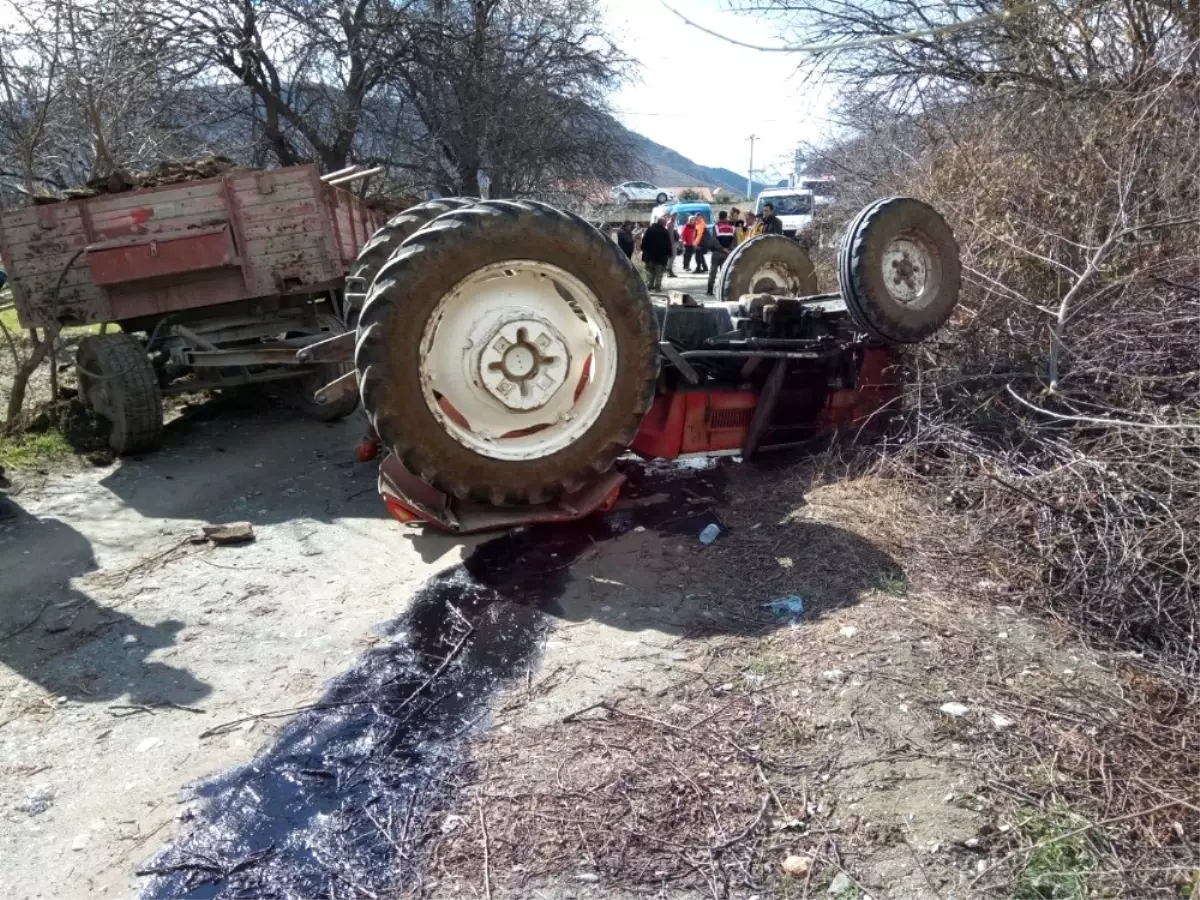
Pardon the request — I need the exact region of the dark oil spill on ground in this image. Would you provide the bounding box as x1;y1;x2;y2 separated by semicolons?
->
137;459;728;899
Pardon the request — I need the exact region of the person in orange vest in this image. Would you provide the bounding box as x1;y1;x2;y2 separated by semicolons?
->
692;215;709;273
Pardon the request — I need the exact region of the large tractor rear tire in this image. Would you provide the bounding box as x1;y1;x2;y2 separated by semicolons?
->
717;235;818;305
345;197;476;324
76;333;164;455
356;200;657;506
837;197;960;344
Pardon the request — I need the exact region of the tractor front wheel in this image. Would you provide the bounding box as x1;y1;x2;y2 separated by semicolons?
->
837;197;960;344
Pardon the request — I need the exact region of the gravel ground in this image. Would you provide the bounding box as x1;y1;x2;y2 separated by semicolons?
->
0;403;475;898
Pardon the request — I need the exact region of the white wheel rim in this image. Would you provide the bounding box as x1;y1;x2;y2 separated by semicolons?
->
747;262;802;296
882;232;939;309
418;260;619;461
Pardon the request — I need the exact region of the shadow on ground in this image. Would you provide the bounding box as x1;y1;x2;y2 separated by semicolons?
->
0;501;210;705
96;390;384;526
137;457;900;898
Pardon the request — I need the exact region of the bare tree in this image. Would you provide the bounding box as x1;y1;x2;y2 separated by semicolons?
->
139;0;416;172
0;1;62;197
389;0;638;197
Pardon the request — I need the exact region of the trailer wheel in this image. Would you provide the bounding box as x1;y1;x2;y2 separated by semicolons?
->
346;197;477;324
717;234;818;305
76;333;164;455
285;313;361;421
357;200;657;505
838;197;960;344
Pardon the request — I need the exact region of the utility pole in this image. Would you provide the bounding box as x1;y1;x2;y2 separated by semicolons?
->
746;134;757;200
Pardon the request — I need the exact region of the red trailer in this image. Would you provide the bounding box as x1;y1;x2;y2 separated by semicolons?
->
0;163;381;452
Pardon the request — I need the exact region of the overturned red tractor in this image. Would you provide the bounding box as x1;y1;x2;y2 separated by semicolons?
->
301;197;960;532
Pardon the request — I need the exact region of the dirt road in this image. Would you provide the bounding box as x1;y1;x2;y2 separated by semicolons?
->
0;401;474;897
2;392;1132;900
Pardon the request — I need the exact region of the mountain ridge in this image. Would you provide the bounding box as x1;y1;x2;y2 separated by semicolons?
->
629;132;773;197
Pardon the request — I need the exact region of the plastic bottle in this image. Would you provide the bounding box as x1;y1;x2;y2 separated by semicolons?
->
699;523;720;545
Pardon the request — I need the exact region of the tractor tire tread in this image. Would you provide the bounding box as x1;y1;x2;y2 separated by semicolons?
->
717;235;818;305
350;197;477;290
357;200;657;505
838;197;960;344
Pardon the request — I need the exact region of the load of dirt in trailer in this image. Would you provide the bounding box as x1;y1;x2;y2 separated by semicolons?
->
35;156;244;203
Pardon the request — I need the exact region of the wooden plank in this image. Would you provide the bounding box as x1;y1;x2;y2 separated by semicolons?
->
227;166;315;192
233;180;321;211
11;271;96;295
239;215;326;241
1;211;86;243
89;198;229;230
243;232;325;257
9;253;96;278
254;250;342;282
107;268;250;321
84;181;226;214
0;203;85;231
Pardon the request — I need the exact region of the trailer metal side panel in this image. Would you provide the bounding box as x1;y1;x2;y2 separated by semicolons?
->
0;164;381;328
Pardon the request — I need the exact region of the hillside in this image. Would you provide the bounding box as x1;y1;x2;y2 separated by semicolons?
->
629;132;772;196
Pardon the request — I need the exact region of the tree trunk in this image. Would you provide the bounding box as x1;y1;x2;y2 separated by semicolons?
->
2;327;59;432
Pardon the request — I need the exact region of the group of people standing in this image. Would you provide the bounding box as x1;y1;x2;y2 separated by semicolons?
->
614;203;784;294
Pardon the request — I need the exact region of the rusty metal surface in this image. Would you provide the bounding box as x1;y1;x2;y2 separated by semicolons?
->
377;455;627;533
313;370;358;404
184;347;317;368
296;329;355;363
0;164;381;328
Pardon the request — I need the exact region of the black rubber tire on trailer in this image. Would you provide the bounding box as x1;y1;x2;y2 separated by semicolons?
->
346;197;477;324
76;333;164;455
716;234;818;305
837;197;960;344
656;192;668;204
356;200;658;506
284;312;361;422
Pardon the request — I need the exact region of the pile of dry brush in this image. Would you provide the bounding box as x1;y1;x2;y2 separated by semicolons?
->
816;62;1199;686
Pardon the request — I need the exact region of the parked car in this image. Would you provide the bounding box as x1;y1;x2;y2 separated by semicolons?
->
612;181;674;205
650;201;713;227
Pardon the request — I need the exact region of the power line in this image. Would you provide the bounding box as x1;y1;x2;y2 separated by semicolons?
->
658;0;1045;54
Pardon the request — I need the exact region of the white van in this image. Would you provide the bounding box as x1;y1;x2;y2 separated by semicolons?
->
754;188;815;239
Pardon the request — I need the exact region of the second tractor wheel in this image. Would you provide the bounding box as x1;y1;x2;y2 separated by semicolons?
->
717;235;818;305
75;333;164;455
356;200;657;506
837;197;961;344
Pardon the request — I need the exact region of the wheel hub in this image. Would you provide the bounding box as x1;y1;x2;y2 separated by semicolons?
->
750;263;795;295
419;260;617;461
477;319;570;410
883;237;929;303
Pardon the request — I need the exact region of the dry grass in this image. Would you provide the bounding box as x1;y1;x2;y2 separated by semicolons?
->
412;464;1198;899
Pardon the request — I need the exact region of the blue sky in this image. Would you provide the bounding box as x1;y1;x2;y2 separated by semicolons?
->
603;0;835;179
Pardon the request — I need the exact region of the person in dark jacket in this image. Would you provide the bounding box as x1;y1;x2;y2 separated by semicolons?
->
641;218;672;290
701;222;730;296
760;203;784;235
616;221;635;259
714;210;736;249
